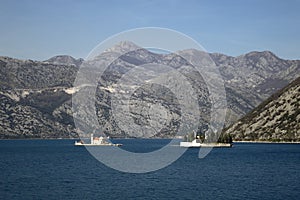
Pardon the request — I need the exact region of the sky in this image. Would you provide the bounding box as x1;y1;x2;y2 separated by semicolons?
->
0;0;299;60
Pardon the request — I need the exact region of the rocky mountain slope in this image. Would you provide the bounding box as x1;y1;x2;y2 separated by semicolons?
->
90;43;300;138
212;51;300;116
0;42;299;139
223;76;300;141
0;57;77;138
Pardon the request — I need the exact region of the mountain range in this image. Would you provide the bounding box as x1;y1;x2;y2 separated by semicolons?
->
0;41;299;140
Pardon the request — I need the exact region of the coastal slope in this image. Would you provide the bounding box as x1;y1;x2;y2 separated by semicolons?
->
223;76;300;141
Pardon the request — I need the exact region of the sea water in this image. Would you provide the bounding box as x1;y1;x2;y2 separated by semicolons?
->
0;139;299;200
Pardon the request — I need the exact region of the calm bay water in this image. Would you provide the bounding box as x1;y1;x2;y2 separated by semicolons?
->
0;139;299;200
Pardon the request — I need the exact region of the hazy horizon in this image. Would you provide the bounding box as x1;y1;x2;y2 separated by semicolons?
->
0;0;299;61
1;41;297;62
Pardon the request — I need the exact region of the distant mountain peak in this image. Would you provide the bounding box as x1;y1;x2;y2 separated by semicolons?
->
44;55;83;67
238;50;281;60
104;41;141;54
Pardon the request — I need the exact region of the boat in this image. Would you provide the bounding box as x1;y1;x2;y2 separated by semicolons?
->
180;139;232;148
75;134;122;146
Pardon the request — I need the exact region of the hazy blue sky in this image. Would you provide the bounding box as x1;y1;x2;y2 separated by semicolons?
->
0;0;299;60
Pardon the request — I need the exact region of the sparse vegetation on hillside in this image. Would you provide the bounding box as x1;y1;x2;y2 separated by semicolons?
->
223;77;300;142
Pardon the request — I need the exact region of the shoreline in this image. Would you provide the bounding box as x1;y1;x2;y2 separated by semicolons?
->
0;138;78;141
233;140;300;144
0;138;300;144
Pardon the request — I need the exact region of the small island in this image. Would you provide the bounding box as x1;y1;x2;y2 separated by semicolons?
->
180;131;233;148
75;134;122;146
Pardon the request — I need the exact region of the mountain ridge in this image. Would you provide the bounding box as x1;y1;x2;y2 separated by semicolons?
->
44;55;83;67
0;43;299;139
